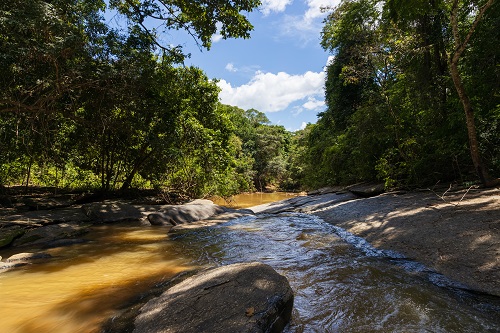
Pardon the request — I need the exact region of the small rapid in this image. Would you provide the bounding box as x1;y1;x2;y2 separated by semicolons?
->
1;211;499;332
171;212;500;332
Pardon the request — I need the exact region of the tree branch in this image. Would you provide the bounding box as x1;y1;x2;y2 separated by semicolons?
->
451;0;495;60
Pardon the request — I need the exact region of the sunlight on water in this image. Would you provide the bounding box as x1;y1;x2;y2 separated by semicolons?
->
170;213;500;332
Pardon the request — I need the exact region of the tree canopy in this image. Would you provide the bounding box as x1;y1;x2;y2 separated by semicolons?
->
2;0;498;196
301;0;499;189
0;0;264;197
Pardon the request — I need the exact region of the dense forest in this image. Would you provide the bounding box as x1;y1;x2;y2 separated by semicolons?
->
1;0;499;198
306;0;500;189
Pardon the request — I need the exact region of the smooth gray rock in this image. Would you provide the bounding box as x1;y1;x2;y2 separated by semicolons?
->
1;251;52;272
82;202;143;222
12;223;89;247
307;186;345;195
348;183;385;197
133;262;294;333
147;201;226;226
147;212;176;226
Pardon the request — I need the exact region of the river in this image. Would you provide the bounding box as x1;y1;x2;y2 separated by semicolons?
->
209;191;301;208
0;193;499;332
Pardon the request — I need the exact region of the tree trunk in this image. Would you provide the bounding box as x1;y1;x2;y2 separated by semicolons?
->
448;0;499;187
449;61;492;185
121;146;154;190
24;158;33;193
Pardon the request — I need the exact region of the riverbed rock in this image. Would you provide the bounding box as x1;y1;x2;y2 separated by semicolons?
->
6;252;52;262
347;182;385;197
133;262;294;333
254;192;358;215
82;202;144;222
12;222;89;247
1;251;52;272
0;227;25;248
0;207;90;226
147;200;226;226
307;186;345;195
170;210;255;231
147;212;176;226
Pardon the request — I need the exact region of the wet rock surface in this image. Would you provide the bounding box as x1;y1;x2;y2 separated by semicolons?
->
12;223;90;247
255;187;500;297
133;262;294;333
0;251;52;271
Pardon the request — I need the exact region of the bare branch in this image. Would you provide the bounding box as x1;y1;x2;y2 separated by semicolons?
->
458;185;474;203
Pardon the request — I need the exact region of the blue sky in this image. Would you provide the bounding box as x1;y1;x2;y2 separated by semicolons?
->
189;0;341;131
107;0;341;131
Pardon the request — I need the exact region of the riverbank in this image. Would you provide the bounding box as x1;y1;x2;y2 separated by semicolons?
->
1;186;499;296
253;187;500;297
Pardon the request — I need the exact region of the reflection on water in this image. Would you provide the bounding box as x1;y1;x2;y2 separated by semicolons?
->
0;223;197;333
1;213;499;332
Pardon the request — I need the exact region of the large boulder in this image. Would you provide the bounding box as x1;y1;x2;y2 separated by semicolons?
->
133;262;294;333
147;200;226;226
82;202;143;222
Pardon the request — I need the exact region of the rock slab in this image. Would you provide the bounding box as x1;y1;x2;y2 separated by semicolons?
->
133;262;294;333
147;200;226;226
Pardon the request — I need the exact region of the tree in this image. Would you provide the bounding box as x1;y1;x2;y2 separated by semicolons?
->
447;0;499;186
0;0;264;196
109;0;260;58
0;0;106;115
320;0;381;132
309;0;499;189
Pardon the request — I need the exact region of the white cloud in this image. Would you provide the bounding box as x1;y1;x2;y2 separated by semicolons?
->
280;0;341;44
261;0;293;16
217;69;325;113
211;22;224;43
326;55;335;66
212;34;223;43
225;63;237;72
304;0;339;22
302;96;325;110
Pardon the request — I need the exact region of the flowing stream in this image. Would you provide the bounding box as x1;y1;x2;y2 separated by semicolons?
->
172;213;500;332
0;195;499;332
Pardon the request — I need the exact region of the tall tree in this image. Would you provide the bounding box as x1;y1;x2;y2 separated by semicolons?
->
447;0;499;186
309;0;499;189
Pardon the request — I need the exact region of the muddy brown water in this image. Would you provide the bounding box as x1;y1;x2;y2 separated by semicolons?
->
210;191;301;208
1;193;499;332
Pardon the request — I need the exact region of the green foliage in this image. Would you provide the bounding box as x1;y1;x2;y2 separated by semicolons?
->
0;0;268;198
303;0;499;189
219;104;297;192
109;0;260;56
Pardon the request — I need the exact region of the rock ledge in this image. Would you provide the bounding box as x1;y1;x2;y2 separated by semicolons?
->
133;262;294;333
